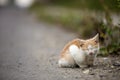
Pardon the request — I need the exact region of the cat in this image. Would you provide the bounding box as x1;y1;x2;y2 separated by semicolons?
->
58;34;99;68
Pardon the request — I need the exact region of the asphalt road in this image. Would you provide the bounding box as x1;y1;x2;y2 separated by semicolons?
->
0;6;77;80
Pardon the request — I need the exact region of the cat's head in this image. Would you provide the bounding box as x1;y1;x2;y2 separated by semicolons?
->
80;34;99;56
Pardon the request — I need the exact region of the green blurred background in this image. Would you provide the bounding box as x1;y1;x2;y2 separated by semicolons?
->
30;0;120;56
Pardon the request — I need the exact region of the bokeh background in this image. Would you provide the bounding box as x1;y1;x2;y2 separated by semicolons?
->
29;0;120;55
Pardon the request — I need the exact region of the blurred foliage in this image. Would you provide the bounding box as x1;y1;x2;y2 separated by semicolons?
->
30;5;99;37
98;0;120;56
30;0;120;56
48;0;120;11
99;23;120;56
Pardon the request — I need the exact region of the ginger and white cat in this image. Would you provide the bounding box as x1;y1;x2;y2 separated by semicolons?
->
58;34;99;68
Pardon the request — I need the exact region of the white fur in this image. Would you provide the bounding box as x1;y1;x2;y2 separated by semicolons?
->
58;58;74;67
58;58;68;67
87;45;94;55
69;45;79;54
86;45;99;65
86;44;99;55
69;45;87;67
88;45;92;49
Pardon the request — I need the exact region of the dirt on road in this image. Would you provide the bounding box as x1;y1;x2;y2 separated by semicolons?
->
0;7;120;80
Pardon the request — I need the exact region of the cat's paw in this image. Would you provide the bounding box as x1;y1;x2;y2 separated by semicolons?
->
58;58;75;68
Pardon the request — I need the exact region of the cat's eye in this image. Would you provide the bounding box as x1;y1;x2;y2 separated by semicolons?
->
80;44;84;47
95;40;98;44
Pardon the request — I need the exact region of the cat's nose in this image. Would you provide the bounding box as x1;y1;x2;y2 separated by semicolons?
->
89;52;93;55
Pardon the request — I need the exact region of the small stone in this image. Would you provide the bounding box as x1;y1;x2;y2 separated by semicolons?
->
111;66;114;68
117;67;120;70
103;58;108;60
108;70;112;72
83;69;90;74
18;62;22;65
75;76;79;79
99;74;105;77
90;73;95;75
113;61;120;66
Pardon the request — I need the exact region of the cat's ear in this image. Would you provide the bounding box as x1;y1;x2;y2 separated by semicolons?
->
92;33;99;42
